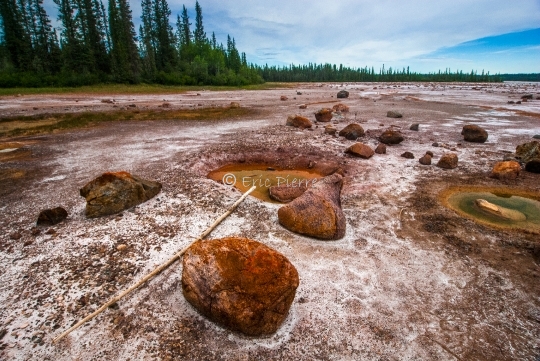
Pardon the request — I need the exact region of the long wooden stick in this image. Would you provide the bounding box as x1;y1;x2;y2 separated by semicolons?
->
53;185;256;343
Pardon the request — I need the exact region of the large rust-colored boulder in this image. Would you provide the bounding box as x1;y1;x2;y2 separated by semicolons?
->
278;173;345;240
345;143;374;159
461;125;488;143
516;141;540;163
80;172;161;218
436;153;458;169
286;115;312;129
339;123;364;140
182;237;299;336
269;184;308;203
378;129;404;145
490;161;521;180
37;207;68;226
332;103;349;112
314;108;333;122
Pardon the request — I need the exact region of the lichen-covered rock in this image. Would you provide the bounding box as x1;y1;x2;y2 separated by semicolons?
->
339;123;364;140
490;161;521;180
379;129;404;145
80;172;161;218
337;90;349;98
37;207;68;226
461;125;488;143
345;143;374;159
436;153;458;169
269;184;308;203
516;141;540;163
278;173;345;240
314;108;333;122
286;115;312;129
182;237;299;336
387;110;402;118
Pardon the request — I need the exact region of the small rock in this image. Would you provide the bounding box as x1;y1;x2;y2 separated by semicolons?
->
387;111;402;118
401;151;414;159
490;161;521;180
9;232;22;240
533;135;540;140
296;91;302;95
314;108;333;122
46;228;56;235
507;101;515;104
521;94;533;100
230;102;240;108
324;125;337;135
432;142;439;147
299;104;307;109
128;104;137;108
280;96;288;101
286;115;312;129
461;125;488;143
332;103;349;112
337;90;349;98
30;227;41;236
116;244;127;251
409;123;419;131
426;151;434;157
525;159;540;173
516;101;522;104
37;207;68;226
338;123;365;140
345;143;375;159
375;143;386;154
437;153;458;169
379;129;404;145
419;154;432;165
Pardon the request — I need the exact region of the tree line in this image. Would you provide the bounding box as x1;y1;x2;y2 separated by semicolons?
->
0;0;263;87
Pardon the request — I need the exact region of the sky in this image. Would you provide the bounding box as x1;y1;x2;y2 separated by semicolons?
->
44;0;540;74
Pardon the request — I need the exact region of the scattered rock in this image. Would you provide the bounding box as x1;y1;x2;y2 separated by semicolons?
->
286;115;312;129
324;125;337;135
516;101;522;104
230;102;240;108
182;237;299;336
516;141;540;163
461;125;488;143
45;228;56;235
101;99;114;104
508;101;515;104
296;91;302;95
533;135;540;140
9;232;22;240
299;104;307;109
426;151;434;157
269;184;308;203
387;110;402;118
345;143;375;159
375;143;386;154
432;142;439;147
490;161;521;180
116;244;127;251
80;171;162;218
525;159;540;173
161;102;171;108
30;227;41;236
332;103;349;112
409;123;419;131
437;153;458;169
278;174;345;240
337;90;349;99
338;123;365;140
401;151;414;159
419;154;432;165
37;207;68;226
280;96;288;101
379;129;404;145
521;94;533;100
314;108;333;122
128;104;137;108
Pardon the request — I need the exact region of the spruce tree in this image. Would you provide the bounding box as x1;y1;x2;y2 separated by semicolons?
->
0;0;33;70
194;0;206;46
109;0;139;82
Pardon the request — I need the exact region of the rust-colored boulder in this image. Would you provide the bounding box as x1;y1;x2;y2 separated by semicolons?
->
286;115;312;129
37;207;68;226
375;143;386;154
436;153;458;169
461;125;488;143
378;129;404;145
490;161;521;180
182;237;299;336
332;103;349;112
278;173;345;240
419;154;432;165
80;172;161;218
345;143;374;159
269;184;308;203
314;108;333;122
339;123;364;140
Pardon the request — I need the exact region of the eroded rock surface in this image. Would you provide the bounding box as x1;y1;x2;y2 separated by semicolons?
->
269;184;308;203
182;237;299;336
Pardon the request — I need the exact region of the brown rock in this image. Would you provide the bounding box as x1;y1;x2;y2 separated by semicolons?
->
461;125;488;143
280;96;288;101
337;90;349;98
490;161;521;180
386;110;402;118
314;108;333;122
379;129;404;145
345;143;374;159
409;123;419;131
9;232;22;240
419;154;432;165
516;141;540;163
230;102;240;108
286;115;312;129
375;143;386;154
436;153;458;169
37;207;68;226
182;237;299;336
338;123;365;140
278;174;345;240
332;103;350;112
324;125;337;135
426;151;434;157
269;184;308;203
80;172;162;218
401;151;414;159
299;104;307;109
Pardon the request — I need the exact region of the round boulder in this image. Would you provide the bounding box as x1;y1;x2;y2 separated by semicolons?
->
461;125;488;143
345;143;374;159
314;108;333;122
419;154;432;165
375;143;387;154
379;129;404;145
339;123;365;140
182;237;299;336
337;90;349;98
401;151;414;159
436;153;458;169
490;161;521;180
286;115;312;129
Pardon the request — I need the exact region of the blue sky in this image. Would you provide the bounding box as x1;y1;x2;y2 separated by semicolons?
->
44;0;540;73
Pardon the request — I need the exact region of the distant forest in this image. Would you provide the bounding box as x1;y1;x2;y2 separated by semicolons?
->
0;0;537;87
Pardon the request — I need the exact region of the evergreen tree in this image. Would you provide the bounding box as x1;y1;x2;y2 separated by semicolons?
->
0;0;33;70
153;0;176;70
179;5;191;46
139;0;156;77
193;0;206;46
108;0;139;82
